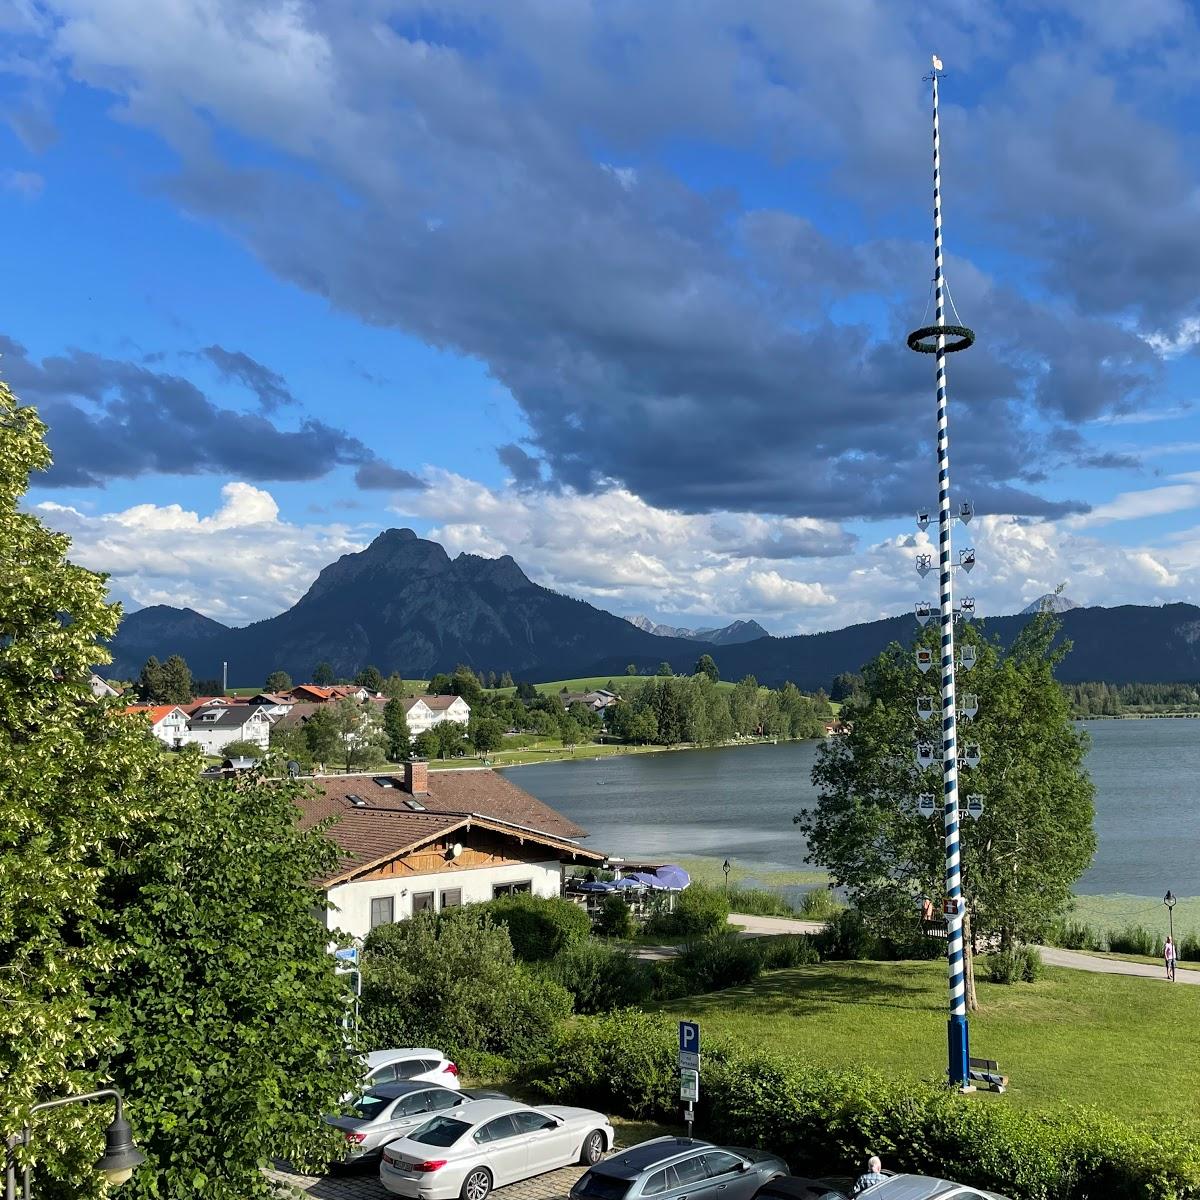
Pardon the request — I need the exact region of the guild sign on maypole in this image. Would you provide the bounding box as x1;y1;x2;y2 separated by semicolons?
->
906;53;978;1091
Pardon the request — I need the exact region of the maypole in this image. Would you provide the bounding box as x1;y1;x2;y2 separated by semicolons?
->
907;54;976;1090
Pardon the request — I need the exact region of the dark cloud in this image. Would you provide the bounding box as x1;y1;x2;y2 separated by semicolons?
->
1082;452;1142;470
0;334;410;490
497;443;543;487
353;462;426;490
20;2;1196;519
199;344;295;412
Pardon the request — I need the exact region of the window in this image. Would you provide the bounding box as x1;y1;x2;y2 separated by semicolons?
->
642;1169;673;1197
492;880;533;898
510;1111;553;1134
394;1058;432;1080
397;1094;431;1117
369;1064;397;1084
413;891;435;913
426;1090;460;1113
440;889;462;909
370;896;394;928
474;1115;519;1144
350;1092;394;1121
673;1158;709;1187
411;1117;470;1146
575;1173;632;1200
702;1152;742;1178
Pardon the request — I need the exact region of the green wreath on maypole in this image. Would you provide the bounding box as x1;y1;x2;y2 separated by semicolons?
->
906;324;975;354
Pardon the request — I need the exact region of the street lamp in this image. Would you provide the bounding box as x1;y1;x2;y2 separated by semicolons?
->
1165;890;1177;944
5;1088;145;1200
722;859;731;894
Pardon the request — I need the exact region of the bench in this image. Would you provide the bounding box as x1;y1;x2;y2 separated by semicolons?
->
968;1056;1008;1093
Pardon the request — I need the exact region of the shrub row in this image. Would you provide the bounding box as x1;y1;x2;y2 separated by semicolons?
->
526;1010;1200;1200
1047;920;1200;961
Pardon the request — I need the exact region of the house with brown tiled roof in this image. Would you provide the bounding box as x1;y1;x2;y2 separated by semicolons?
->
297;760;602;939
402;694;470;734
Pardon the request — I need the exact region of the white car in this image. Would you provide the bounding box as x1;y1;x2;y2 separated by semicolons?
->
359;1049;461;1095
379;1097;614;1200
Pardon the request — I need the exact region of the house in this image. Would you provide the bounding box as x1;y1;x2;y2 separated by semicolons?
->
121;705;190;748
563;689;620;717
296;760;603;939
89;673;121;699
399;697;437;734
290;684;374;703
186;704;272;754
245;692;296;717
182;695;240;716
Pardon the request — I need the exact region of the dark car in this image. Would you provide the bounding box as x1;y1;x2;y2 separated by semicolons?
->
571;1136;787;1200
754;1178;849;1200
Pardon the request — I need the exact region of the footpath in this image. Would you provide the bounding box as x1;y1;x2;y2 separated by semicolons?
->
1036;945;1200;984
633;913;826;961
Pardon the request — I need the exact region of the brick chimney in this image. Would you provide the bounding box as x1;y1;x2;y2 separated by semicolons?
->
403;757;429;796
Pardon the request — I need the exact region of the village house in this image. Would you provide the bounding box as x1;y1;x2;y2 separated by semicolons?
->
244;692;296;718
563;688;620;717
290;684;375;703
296;760;602;940
401;694;470;735
186;704;272;755
89;673;121;699
122;704;190;748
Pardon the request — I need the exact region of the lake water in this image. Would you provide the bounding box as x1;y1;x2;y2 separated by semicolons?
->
503;720;1200;898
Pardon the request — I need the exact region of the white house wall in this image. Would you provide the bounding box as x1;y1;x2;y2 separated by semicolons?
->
185;717;271;755
324;859;563;941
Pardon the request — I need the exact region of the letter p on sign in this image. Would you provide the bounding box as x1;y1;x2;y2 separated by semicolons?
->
679;1021;700;1071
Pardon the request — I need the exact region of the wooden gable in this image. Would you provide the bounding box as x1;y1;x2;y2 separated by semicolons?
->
354;825;577;883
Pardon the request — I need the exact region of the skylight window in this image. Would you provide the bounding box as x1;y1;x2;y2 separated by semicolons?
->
403;798;427;812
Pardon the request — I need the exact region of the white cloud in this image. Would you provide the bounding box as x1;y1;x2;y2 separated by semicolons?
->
1070;477;1200;527
1143;317;1200;358
35;483;366;624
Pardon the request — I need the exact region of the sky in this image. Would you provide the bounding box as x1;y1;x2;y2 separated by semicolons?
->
5;0;1200;634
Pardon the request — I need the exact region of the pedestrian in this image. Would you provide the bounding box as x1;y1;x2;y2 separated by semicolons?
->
852;1156;887;1197
1165;935;1177;982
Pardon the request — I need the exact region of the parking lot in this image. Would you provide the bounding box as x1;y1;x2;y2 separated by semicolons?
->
267;1160;592;1200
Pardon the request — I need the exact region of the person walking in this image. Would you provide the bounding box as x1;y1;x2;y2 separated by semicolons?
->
1165;935;1177;982
852;1156;887;1196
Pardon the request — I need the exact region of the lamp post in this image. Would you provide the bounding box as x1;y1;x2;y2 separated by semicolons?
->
1165;890;1176;944
722;859;731;895
4;1089;145;1200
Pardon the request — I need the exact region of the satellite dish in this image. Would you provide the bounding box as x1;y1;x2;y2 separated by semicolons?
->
287;760;301;779
932;54;944;71
450;843;463;859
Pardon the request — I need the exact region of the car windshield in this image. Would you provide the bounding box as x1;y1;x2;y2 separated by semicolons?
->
350;1093;392;1121
574;1173;631;1200
410;1116;471;1147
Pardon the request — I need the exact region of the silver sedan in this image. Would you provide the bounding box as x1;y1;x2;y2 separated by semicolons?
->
379;1097;614;1200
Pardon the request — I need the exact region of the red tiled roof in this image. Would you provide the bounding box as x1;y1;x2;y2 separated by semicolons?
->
121;704;184;725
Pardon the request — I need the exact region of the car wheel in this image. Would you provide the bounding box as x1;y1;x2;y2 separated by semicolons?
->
462;1167;493;1200
580;1131;605;1165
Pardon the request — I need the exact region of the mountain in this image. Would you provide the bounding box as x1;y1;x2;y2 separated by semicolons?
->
107;528;712;682
106;530;1200;689
1021;593;1079;615
626;615;769;644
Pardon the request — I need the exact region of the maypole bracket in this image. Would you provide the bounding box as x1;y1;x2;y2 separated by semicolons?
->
907;324;975;354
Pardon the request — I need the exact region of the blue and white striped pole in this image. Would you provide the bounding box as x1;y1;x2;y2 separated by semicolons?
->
932;64;969;1090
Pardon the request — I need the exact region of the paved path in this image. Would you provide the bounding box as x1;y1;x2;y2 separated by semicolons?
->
1037;945;1200;984
268;1156;594;1200
634;912;825;961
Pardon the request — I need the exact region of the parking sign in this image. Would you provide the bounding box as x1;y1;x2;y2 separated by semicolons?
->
679;1021;700;1071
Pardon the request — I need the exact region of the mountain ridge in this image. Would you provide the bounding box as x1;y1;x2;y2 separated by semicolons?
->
626;614;770;644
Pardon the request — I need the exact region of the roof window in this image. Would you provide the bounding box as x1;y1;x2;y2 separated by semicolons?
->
373;777;395;788
347;794;369;808
403;798;427;812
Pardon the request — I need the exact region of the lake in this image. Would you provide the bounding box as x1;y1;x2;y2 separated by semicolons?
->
503;719;1200;898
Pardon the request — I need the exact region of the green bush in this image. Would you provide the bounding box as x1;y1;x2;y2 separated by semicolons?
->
541;939;654;1013
671;931;763;993
527;1010;1200;1200
986;945;1044;984
361;907;570;1060
756;934;821;970
479;893;592;961
1108;925;1164;957
595;894;636;939
799;886;842;920
1046;919;1107;952
646;883;730;938
1177;932;1200;962
815;908;881;960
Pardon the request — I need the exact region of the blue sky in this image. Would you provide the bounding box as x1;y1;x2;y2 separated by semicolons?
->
5;1;1200;631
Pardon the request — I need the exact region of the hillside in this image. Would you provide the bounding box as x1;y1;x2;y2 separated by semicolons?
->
106;529;1200;688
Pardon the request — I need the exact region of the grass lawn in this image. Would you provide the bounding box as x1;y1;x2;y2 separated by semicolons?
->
653;960;1200;1131
674;856;828;889
485;674;740;698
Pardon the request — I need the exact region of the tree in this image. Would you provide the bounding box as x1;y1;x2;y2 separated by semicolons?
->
730;675;760;736
434;719;468;760
269;721;313;771
470;717;505;756
450;664;484;705
656;661;674;677
796;616;1096;1007
0;379;356;1199
413;729;439;759
625;663;638;675
558;715;583;750
331;697;387;772
159;654;193;704
137;655;165;702
220;739;265;760
383;697;412;762
301;704;340;767
356;664;384;692
311;661;334;686
429;671;453;695
382;673;408;700
264;669;292;693
193;677;224;697
499;671;514;688
693;653;720;683
515;681;538;702
830;671;863;703
628;709;659;744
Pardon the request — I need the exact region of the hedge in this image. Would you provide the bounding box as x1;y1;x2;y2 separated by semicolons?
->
478;893;592;961
527;1011;1200;1200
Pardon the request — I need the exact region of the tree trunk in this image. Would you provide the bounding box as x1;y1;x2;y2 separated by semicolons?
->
963;909;979;1012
